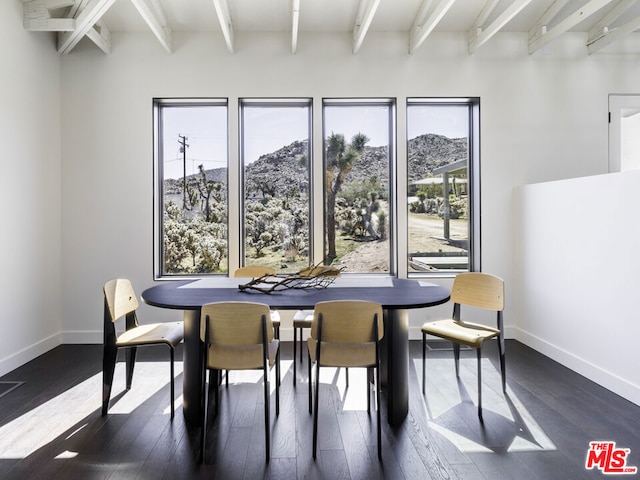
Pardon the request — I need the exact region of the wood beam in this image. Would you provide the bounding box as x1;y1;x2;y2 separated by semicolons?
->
131;0;173;54
292;0;300;54
588;0;637;43
213;0;234;53
409;0;456;54
353;0;381;54
469;0;533;53
57;0;117;54
86;19;111;54
528;0;616;54
23;0;76;31
588;13;640;53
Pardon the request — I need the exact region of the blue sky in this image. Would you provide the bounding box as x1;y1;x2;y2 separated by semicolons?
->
161;103;468;180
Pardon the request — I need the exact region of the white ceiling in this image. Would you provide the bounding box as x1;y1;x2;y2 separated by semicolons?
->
21;0;640;55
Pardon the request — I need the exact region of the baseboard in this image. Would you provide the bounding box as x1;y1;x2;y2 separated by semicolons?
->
0;333;62;377
515;327;640;407
61;330;103;344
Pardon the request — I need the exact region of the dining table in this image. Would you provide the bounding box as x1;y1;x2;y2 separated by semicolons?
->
142;276;450;426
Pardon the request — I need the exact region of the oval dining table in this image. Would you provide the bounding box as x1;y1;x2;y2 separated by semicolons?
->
142;276;450;427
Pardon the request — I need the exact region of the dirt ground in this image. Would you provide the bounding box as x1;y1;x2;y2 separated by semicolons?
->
335;213;468;272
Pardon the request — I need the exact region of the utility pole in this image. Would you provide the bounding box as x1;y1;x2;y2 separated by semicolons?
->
178;134;189;210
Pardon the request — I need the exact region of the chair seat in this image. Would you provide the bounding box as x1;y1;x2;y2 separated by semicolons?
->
421;319;500;348
293;309;313;328
270;311;281;327
206;339;279;370
117;321;183;347
308;339;377;368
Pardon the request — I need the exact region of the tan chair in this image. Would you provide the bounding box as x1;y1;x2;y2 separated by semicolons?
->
102;279;183;418
293;266;341;387
307;300;384;461
421;272;505;419
200;301;280;464
233;267;281;337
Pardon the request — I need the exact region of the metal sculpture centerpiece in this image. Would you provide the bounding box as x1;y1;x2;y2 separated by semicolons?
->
238;263;343;294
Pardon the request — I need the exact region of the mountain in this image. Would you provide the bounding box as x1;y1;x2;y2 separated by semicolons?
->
164;134;467;196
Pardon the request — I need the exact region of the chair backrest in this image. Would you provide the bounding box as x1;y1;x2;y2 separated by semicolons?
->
311;300;383;344
103;278;139;323
200;302;273;345
450;272;504;311
233;266;276;278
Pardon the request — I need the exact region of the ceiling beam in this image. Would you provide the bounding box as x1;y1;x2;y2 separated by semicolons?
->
86;19;111;54
409;0;456;54
353;0;381;54
131;0;173;54
468;0;532;53
212;0;234;53
588;0;637;43
292;0;300;54
57;0;117;54
588;12;640;53
23;0;76;31
528;0;617;54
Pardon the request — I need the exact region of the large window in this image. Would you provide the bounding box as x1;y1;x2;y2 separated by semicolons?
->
240;99;312;273
406;98;480;274
153;97;479;279
323;99;395;274
154;99;229;277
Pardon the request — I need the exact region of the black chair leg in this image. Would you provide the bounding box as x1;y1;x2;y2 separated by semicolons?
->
125;346;137;389
422;332;426;395
263;366;271;462
375;365;382;461
312;361;320;459
293;327;298;387
477;347;483;420
169;346;175;419
201;369;209;464
453;343;461;377
308;353;313;414
497;336;506;392
101;344;118;416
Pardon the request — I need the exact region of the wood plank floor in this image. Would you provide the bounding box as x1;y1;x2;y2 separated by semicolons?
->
0;340;638;479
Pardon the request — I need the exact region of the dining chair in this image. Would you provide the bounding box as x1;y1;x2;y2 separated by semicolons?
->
292;266;342;387
199;301;280;464
307;300;384;461
233;266;281;338
421;272;505;420
102;278;183;418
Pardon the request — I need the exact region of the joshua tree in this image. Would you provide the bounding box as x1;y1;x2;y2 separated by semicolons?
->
325;132;369;264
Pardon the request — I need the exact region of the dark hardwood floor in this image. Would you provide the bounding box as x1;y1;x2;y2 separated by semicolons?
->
0;340;638;479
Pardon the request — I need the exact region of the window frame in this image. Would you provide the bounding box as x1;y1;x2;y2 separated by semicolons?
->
153;97;230;279
405;97;481;276
321;97;397;275
238;98;314;271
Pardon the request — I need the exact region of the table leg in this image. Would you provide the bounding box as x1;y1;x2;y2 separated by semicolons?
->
182;309;203;427
380;308;409;426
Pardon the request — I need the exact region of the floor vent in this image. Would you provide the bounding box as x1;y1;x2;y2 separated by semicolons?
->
0;381;24;399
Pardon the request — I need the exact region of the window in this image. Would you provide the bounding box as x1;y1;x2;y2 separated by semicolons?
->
153;97;479;279
323;99;395;274
154;99;229;277
239;99;312;273
406;98;480;274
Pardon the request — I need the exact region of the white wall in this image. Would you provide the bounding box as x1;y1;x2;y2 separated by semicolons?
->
58;31;640;344
514;170;640;405
0;2;62;375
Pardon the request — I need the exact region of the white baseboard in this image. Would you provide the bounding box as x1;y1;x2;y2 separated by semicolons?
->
0;333;62;377
515;327;640;407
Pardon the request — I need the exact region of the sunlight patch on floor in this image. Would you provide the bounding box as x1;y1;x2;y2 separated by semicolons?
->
0;361;183;459
413;357;556;454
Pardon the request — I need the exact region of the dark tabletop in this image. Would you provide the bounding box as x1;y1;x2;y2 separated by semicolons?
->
141;277;450;311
